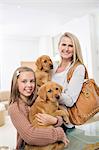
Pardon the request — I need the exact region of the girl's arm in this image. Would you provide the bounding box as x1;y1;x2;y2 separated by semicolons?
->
8;103;65;146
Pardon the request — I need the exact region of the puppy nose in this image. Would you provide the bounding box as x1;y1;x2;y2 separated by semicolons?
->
55;95;60;99
50;64;53;69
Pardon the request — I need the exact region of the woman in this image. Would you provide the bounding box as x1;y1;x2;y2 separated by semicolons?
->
52;32;85;128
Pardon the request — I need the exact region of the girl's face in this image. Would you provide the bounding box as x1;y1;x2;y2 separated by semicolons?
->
58;36;74;60
17;71;35;102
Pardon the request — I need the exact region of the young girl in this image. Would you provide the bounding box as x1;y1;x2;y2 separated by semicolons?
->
52;32;85;128
8;66;69;149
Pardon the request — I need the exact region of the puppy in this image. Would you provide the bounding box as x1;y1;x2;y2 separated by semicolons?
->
35;55;53;88
25;81;69;150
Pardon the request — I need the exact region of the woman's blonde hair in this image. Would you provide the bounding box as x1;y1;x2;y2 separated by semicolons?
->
9;66;37;106
58;32;84;64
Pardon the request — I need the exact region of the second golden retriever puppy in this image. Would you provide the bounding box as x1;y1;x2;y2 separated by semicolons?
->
35;55;53;88
25;81;69;150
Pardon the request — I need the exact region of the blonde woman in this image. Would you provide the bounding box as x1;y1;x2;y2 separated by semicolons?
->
52;32;85;129
8;66;69;149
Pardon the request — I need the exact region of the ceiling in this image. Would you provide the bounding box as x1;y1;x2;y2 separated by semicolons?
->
0;0;99;37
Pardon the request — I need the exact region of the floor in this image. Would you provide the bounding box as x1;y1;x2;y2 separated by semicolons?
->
0;112;99;150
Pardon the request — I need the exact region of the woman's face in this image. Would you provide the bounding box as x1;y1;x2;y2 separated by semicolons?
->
17;71;35;102
58;36;74;60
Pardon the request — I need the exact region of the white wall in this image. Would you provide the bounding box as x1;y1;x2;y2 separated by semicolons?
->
0;36;38;90
0;35;53;90
90;13;99;85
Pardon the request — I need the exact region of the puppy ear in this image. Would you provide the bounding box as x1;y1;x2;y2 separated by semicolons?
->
59;84;63;92
36;57;42;70
37;85;46;100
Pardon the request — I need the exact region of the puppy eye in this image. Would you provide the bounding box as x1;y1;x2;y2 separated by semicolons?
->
47;89;52;93
56;88;59;90
44;60;47;63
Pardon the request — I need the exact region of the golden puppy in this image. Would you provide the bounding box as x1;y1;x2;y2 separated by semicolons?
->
25;81;69;150
35;55;53;88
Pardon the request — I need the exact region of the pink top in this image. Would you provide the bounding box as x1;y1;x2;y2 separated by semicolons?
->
8;101;64;149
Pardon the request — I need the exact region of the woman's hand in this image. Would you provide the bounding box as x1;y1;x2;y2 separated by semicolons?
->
35;113;58;126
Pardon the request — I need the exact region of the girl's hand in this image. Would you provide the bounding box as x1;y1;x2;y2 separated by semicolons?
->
62;132;70;147
35;113;58;126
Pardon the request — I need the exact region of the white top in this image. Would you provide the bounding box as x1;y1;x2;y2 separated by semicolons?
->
52;62;85;107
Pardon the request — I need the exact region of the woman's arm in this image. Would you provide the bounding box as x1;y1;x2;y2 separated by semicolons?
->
59;65;85;107
8;103;66;146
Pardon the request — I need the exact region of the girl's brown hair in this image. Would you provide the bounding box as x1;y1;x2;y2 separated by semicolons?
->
9;66;37;106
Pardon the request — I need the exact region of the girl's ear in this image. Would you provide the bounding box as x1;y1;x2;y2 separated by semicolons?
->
37;85;47;100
